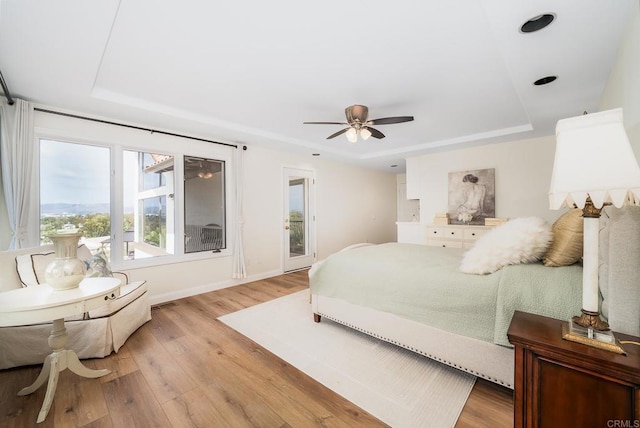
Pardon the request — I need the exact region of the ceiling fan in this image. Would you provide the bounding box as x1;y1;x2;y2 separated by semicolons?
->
304;105;414;143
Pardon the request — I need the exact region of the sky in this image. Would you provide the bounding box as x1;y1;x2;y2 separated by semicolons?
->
289;182;303;213
40;140;139;208
41;139;304;214
40;140;111;205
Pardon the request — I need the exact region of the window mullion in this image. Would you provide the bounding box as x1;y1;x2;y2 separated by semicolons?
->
111;145;124;265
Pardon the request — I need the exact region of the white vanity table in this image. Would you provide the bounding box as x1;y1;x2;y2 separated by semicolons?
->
0;278;121;423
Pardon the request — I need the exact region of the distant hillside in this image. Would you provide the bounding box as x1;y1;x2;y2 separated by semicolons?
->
41;203;110;216
40;203;142;216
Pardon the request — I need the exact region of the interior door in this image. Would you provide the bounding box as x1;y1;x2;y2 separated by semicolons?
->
283;168;315;272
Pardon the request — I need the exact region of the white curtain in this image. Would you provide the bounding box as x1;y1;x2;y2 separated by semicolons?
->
0;99;37;249
232;146;247;278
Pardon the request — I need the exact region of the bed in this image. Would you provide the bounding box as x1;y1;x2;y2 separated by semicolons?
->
309;207;640;389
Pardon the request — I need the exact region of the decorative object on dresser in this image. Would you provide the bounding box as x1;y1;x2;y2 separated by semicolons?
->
433;212;450;225
484;217;508;226
508;311;640;428
425;224;492;249
448;168;495;225
549;108;640;353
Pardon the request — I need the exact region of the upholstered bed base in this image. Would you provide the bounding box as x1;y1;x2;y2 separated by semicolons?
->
312;294;514;388
311;206;640;390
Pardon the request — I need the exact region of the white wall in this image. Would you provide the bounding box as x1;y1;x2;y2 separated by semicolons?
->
0;108;397;303
406;135;557;225
600;3;640;155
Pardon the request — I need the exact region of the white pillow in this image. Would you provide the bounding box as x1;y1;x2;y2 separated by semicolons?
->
460;217;553;275
15;254;40;287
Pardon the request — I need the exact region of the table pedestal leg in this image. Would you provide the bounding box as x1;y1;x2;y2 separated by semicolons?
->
17;318;111;423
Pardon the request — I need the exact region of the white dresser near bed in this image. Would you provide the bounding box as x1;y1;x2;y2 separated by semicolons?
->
425;224;493;249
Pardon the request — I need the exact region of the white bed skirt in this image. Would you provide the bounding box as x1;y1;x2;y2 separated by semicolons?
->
312;293;514;389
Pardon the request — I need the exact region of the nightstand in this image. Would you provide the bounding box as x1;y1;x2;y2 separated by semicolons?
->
507;311;640;428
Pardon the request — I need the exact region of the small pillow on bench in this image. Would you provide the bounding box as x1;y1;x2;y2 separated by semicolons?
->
15;245;126;287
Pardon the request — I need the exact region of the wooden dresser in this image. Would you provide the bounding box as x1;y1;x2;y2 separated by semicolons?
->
507;311;640;428
425;224;492;249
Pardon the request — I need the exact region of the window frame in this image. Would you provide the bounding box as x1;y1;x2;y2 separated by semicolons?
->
33;125;235;271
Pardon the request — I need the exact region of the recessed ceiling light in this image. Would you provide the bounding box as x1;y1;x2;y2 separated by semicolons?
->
520;14;555;33
533;75;557;86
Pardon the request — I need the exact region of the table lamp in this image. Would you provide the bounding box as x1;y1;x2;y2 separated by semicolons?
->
549;108;640;353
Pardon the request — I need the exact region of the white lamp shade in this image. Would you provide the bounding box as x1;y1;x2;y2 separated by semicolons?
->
346;127;358;143
549;108;640;210
360;128;372;140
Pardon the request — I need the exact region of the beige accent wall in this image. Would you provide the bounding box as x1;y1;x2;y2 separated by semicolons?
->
406;135;557;225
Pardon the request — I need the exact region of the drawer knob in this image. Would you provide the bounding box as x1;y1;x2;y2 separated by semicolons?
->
471;233;476;236
442;244;446;247
450;232;455;235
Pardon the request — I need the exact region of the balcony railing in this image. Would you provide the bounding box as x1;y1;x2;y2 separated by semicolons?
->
289;219;305;256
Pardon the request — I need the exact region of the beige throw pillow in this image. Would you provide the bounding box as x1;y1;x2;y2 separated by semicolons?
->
543;208;583;267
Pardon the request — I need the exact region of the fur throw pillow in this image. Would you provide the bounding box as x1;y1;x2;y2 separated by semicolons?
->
460;217;553;275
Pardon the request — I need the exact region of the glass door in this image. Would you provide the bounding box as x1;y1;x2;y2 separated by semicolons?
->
283;168;315;272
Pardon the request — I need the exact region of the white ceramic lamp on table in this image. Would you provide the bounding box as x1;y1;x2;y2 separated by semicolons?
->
549;108;640;350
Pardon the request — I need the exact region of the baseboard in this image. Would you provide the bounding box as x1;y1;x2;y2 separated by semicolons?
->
149;269;284;305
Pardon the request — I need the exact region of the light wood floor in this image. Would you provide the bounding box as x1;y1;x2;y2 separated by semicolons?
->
0;270;513;427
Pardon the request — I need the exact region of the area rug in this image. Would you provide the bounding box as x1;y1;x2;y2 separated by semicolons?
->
219;290;476;428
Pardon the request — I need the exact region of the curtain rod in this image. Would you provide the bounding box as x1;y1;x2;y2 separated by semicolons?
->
0;70;15;105
34;107;246;150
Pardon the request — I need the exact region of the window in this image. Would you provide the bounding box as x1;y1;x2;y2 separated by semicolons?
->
40;140;111;249
184;156;226;253
39;136;230;266
123;150;175;260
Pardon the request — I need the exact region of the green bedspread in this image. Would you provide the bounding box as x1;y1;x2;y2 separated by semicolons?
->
309;243;583;346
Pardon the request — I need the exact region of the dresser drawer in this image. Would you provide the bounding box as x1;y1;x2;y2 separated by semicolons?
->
426;239;463;248
426;226;463;240
462;228;489;241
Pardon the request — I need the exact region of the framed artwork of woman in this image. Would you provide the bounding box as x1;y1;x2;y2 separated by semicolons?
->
448;168;495;225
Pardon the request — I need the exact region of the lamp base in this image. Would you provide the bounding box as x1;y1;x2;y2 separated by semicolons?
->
562;320;626;355
572;309;610;331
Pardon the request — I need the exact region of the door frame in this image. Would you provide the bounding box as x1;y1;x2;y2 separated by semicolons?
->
282;167;316;272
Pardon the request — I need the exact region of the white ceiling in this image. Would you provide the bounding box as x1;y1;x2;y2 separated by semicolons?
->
0;0;636;171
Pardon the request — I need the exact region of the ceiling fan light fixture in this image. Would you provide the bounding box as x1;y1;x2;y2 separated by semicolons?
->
346;127;358;143
360;128;372;140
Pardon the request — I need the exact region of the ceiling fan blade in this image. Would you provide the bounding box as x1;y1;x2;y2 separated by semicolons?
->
303;121;348;125
327;128;350;139
366;127;385;139
367;116;414;125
